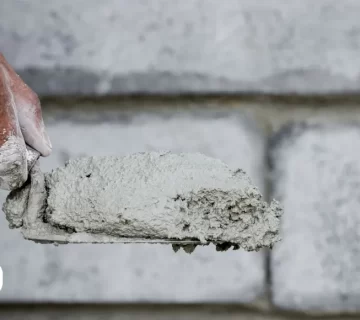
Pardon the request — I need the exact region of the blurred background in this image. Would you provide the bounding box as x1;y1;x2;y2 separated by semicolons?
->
1;1;360;319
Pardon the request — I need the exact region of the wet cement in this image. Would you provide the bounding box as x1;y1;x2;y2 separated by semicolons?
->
0;136;27;190
4;152;282;251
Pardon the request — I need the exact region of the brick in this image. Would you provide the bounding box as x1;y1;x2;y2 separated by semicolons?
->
269;123;360;312
0;107;266;302
1;1;360;95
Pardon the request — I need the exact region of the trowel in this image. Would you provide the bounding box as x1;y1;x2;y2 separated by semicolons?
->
0;52;282;253
3;146;282;253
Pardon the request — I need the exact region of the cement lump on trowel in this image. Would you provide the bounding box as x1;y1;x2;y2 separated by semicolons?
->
3;152;282;253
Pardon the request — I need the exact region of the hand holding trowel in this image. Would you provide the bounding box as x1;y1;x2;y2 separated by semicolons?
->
0;53;282;253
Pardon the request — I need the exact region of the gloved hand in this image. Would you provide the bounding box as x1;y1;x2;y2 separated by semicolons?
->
0;53;51;190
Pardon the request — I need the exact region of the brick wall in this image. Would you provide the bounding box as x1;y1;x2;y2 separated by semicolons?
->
1;1;360;319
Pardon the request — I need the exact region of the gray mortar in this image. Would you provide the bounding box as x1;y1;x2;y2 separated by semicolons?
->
4;152;282;252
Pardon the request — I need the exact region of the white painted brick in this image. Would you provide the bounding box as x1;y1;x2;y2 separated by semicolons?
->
0;108;266;302
1;0;360;95
270;123;360;312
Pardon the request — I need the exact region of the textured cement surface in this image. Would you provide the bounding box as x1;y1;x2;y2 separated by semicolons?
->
269;123;360;313
2;0;360;95
0;136;27;190
0;108;267;302
5;152;280;250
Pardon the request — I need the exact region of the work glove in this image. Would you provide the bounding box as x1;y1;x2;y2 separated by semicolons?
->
0;53;51;190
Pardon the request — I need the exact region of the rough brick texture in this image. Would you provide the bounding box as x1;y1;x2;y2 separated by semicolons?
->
269;123;360;313
1;0;360;95
0;107;267;302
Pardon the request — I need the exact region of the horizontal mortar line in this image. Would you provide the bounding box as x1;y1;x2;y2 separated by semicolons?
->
39;93;360;108
0;303;360;319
